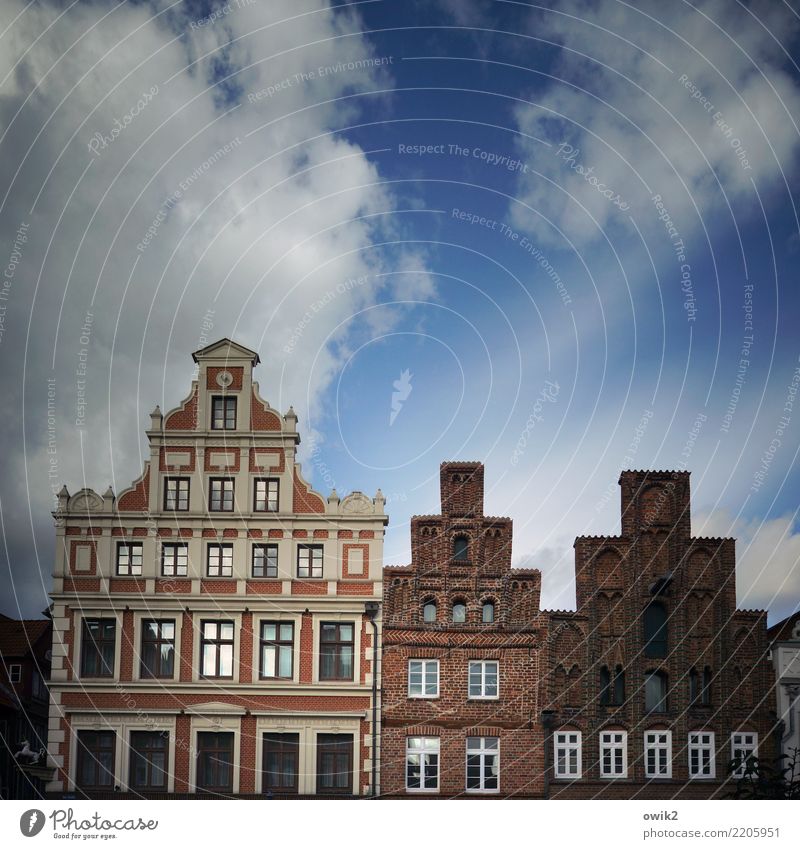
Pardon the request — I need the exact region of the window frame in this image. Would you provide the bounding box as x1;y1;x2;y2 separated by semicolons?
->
452;535;469;561
199;619;235;679
731;732;758;778
259;621;294;680
208;477;235;512
468;659;499;699
161;542;189;577
76;729;116;792
139;619;176;680
252;543;278;579
405;736;440;793
206;543;234;578
451;601;467;624
196;731;234;793
262;733;299;795
129;730;169;792
8;663;22;684
316;733;353;795
407;659;439;698
554;731;582;779
644;730;672;779
599;730;628;779
163;477;190;511
80;617;116;678
643;601;668;658
688;731;716;779
466;736;500;793
115;541;143;576
645;669;669;713
422;600;437;623
319;621;355;682
481;601;495;623
297;544;324;579
253;478;279;513
210;395;237;430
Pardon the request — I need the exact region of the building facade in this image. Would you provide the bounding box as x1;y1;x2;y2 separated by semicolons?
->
545;470;775;798
0;614;51;798
46;339;386;798
381;462;547;798
767;611;800;785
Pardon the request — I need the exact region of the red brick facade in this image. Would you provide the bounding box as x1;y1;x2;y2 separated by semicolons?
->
382;462;548;797
381;465;775;799
543;470;775;799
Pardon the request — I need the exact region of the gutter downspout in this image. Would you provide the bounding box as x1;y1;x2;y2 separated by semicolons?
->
365;601;380;798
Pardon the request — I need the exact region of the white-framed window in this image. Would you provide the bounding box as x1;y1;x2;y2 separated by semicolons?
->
731;732;758;778
466;736;499;793
468;660;499;699
161;543;188;577
406;737;439;792
8;663;22;684
688;731;715;779
408;659;439;698
116;541;143;576
644;730;672;778
599;730;627;778
554;731;582;778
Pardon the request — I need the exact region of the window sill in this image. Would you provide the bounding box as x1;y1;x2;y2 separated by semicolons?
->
468;696;500;701
408;694;440;699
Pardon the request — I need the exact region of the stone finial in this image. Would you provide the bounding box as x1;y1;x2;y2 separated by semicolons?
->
374;488;386;510
56;485;70;512
284;406;298;430
150;405;163;430
328;488;340;504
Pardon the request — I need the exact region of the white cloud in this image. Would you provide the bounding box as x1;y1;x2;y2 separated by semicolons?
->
694;509;800;623
0;0;428;611
510;0;800;247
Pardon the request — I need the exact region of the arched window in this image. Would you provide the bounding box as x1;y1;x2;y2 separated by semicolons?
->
701;667;712;706
453;535;469;561
645;670;668;713
452;601;466;623
422;600;437;623
613;665;625;705
482;601;495;624
599;666;611;706
644;602;668;658
600;665;625;706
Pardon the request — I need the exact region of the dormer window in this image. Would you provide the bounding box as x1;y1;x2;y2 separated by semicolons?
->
211;396;236;430
453;535;469;561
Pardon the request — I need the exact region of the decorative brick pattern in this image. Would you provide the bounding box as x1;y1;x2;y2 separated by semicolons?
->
207;366;243;390
292;468;325;513
291;580;328;595
164;387;198;430
116;466;150;511
159;446;196;472
250;389;282;430
381;461;545;798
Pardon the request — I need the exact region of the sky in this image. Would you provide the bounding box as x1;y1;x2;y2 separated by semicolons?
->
0;0;798;623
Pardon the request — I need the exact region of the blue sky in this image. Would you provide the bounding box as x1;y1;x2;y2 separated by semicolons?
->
0;0;798;621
